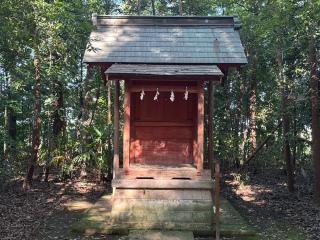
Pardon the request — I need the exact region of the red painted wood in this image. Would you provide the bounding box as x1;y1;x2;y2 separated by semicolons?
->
131;139;192;164
196;80;204;175
135;126;193;140
123;81;131;174
129;80;197;165
113;81;120;179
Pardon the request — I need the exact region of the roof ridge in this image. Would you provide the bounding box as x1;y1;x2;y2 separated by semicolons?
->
91;14;241;29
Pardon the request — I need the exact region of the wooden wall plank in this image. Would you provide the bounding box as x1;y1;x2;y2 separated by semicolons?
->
130;85;198;93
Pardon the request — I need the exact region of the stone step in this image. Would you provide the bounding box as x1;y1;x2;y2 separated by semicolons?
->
113;189;213;200
128;230;194;240
113;179;213;189
111;210;213;223
110;188;214;232
72;194;258;237
112;198;213;212
72;219;212;236
123;221;211;232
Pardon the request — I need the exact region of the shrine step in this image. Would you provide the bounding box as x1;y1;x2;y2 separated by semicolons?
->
113;189;213;200
109;188;213;233
71;194;258;237
112;179;213;189
112;198;212;212
128;230;194;240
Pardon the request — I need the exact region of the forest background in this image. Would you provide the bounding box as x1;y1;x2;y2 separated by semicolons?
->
0;0;320;204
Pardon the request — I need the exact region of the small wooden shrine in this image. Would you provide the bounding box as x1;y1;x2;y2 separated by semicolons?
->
83;15;247;234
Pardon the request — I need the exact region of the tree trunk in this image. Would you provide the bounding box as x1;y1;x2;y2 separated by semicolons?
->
179;0;183;15
292;110;297;169
241;121;248;162
8;108;17;144
151;0;155;15
241;120;283;169
249;65;257;154
238;83;246;165
282;87;295;192
276;46;294;192
88;78;101;127
309;34;320;204
3;72;9;164
8;107;17;161
76;55;84;138
44;117;51;183
52;80;64;136
137;0;141;15
23;55;41;190
187;0;192;15
3;105;8;163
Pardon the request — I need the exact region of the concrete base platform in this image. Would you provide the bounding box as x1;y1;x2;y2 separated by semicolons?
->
128;230;194;240
71;194;257;238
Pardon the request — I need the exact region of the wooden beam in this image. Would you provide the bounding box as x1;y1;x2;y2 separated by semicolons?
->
134;121;193;127
214;162;221;240
208;81;215;178
112;178;214;189
123;80;131;174
106;74;222;82
130;85;198;93
113;81;120;179
196;81;204;175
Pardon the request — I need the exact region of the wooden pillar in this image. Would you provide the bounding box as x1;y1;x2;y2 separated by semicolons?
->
197;80;204;175
113;81;120;179
123;80;131;174
208;81;215;178
214;162;221;240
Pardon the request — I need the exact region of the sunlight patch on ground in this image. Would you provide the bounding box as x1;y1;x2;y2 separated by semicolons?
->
226;178;273;204
65;200;94;211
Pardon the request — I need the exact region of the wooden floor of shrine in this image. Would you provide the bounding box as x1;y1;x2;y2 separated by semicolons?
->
113;164;213;190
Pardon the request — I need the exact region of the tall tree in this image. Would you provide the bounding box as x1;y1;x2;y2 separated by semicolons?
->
22;0;47;190
309;33;320;203
277;46;294;192
23;52;41;190
179;0;183;15
151;0;156;15
248;55;257;154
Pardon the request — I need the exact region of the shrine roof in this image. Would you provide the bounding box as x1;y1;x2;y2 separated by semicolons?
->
83;15;247;65
105;64;223;80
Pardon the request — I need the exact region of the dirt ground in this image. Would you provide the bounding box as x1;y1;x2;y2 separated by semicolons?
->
0;177;114;240
223;169;320;240
0;170;319;240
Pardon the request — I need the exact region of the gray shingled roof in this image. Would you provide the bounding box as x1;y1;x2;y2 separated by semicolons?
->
83;16;247;65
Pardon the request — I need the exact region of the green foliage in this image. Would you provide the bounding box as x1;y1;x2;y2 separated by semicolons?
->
0;0;319;183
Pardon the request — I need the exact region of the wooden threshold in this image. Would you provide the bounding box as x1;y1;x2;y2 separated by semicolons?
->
112;178;214;190
115;166;211;181
134;121;194;127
